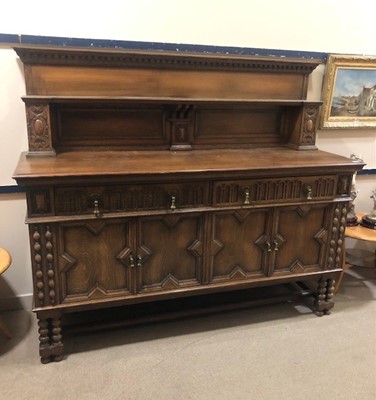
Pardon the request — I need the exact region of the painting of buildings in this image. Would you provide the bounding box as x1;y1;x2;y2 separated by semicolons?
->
330;68;376;117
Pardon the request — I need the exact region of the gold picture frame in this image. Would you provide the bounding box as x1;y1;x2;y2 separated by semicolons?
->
320;54;376;129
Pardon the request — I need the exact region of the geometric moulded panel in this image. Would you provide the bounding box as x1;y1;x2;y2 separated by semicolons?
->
58;220;132;301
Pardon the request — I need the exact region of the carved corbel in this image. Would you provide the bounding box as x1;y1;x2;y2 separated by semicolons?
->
25;102;56;157
287;102;321;150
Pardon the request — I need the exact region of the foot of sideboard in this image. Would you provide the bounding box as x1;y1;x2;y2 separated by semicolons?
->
314;277;335;317
37;313;64;363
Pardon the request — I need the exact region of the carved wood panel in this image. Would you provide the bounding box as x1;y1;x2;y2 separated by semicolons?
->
271;204;330;275
169;104;195;150
27;188;53;216
285;103;320;149
58;219;133;302
327;203;347;270
301;104;319;146
54;182;209;215
213;175;337;206
208;209;271;283
195;106;283;146
136;213;204;293
25;103;55;155
29;224;59;308
55;104;168;149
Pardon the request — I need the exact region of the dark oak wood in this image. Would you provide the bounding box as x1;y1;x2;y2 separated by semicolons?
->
14;148;357;181
13;46;364;363
15;45;321;155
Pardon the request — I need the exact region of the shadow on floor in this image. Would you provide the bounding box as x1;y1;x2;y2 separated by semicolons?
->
0;266;374;362
0;308;32;356
63;269;375;358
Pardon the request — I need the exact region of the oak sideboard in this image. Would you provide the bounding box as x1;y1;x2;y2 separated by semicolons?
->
13;46;364;363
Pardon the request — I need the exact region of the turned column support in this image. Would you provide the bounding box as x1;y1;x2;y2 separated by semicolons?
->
314;276;336;316
36;311;64;363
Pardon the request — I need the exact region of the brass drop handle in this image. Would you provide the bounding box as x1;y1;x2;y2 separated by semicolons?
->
137;255;142;267
266;241;272;252
170;194;176;211
129;254;135;268
93;199;101;217
303;184;313;200
273;240;279;252
243;187;250;205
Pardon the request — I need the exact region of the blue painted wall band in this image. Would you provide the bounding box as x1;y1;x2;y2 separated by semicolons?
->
0;185;25;194
358;169;376;175
0;33;328;60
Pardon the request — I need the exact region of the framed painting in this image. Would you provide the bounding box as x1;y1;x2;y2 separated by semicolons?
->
320;54;376;129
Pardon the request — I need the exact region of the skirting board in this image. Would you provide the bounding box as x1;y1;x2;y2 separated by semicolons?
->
0;294;33;311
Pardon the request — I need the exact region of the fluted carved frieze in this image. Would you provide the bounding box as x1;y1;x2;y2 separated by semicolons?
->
214;176;336;206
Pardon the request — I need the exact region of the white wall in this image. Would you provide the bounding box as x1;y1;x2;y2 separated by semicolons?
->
1;0;376;54
0;1;375;309
0;194;31;309
0;47;28;185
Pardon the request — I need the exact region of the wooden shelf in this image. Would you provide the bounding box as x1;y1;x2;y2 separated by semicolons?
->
22;95;322;106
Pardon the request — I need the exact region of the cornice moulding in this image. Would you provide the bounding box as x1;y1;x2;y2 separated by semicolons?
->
14;45;320;73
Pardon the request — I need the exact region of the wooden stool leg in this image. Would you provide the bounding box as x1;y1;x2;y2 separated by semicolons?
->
0;248;13;338
0;317;13;339
334;271;344;293
334;262;354;293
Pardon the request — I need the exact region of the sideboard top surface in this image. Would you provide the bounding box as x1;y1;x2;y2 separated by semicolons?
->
13;148;363;184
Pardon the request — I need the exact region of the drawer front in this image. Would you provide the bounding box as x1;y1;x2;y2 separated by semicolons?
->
213;175;338;206
55;182;210;215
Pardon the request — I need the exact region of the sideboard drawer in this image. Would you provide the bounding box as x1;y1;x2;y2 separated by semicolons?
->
55;182;210;215
213;175;338;206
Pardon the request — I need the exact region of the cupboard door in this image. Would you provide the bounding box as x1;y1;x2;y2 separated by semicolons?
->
136;213;204;293
271;204;330;275
208;209;271;283
58;219;134;302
